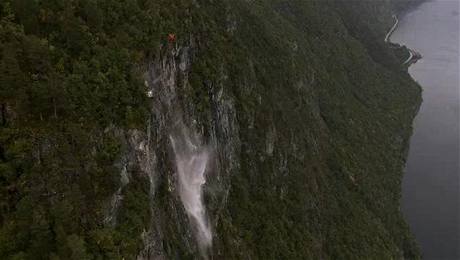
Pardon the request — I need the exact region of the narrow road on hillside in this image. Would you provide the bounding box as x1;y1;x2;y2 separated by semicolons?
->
385;14;421;65
403;49;415;64
385;15;399;43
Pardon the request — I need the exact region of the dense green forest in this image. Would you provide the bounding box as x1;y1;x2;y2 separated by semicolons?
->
0;0;422;259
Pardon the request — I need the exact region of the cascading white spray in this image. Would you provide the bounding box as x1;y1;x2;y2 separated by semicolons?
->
169;126;212;253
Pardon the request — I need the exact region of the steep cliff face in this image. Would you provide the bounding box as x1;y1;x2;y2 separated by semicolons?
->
133;42;240;258
0;0;421;259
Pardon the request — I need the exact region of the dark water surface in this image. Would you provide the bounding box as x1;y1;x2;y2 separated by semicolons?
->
391;0;460;258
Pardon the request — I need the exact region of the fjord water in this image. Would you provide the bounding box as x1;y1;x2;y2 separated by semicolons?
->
391;0;460;258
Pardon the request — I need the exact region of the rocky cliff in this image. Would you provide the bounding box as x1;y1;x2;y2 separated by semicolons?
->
0;0;421;259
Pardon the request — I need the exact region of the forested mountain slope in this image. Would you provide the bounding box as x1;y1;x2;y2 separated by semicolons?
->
0;0;421;259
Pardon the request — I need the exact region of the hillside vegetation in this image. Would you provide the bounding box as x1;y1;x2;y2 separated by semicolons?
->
0;0;421;259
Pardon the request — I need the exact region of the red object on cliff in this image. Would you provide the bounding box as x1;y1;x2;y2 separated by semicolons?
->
168;33;176;43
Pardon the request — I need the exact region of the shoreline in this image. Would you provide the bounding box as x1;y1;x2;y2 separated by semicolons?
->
394;0;460;257
385;14;422;65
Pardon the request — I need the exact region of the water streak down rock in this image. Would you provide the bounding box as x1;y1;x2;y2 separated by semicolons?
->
169;124;212;253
